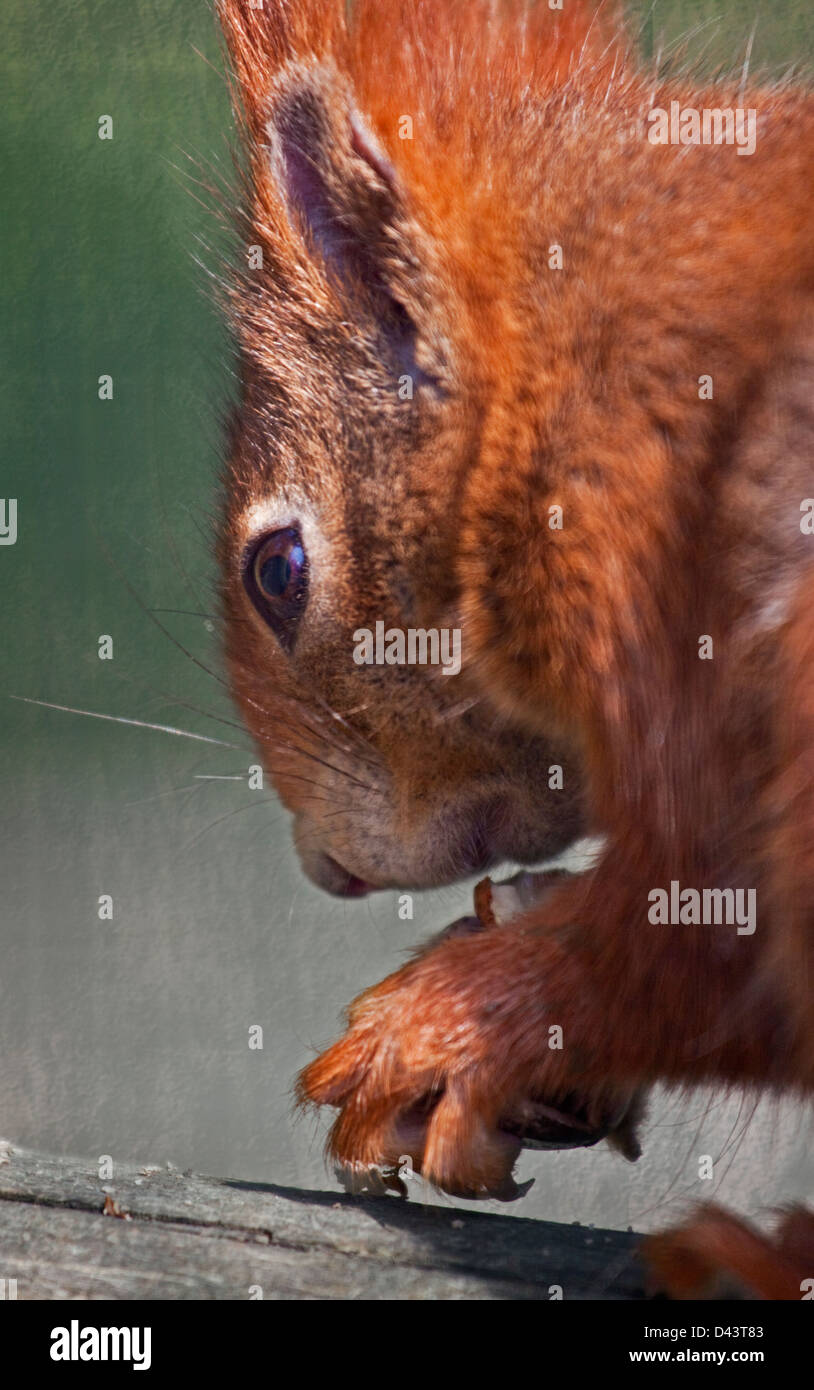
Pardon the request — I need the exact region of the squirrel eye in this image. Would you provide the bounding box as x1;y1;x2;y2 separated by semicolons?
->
245;527;308;650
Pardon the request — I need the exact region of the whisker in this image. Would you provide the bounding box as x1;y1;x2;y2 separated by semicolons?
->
8;695;241;749
74;653;253;742
151;607;218;621
142;692;249;739
273;744;377;793
123;782;206;808
178;500;221;553
194;774;246;780
182;796;282;853
152;469;220;637
243;690;382;774
278;746;376;793
90;524;231;692
237;698;380;790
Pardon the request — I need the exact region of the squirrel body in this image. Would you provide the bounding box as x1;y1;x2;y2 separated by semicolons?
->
217;1;814;1297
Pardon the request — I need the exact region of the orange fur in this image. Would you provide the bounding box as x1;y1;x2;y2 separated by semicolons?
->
644;1206;814;1301
216;1;814;1297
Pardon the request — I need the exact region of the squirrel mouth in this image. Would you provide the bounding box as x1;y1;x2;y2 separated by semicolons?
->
316;853;373;898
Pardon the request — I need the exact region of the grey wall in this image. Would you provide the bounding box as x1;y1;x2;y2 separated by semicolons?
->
2;0;812;1238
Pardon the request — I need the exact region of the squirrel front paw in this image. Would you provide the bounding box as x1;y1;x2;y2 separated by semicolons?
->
298;892;644;1199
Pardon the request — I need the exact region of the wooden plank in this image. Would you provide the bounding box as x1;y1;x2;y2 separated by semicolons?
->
0;1145;646;1300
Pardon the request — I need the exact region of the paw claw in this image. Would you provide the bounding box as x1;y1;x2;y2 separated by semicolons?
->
333;1160;411;1199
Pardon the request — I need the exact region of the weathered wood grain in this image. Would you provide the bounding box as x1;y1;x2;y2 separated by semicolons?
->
0;1146;646;1300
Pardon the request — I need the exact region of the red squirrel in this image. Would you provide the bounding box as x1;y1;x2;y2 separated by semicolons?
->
216;0;814;1297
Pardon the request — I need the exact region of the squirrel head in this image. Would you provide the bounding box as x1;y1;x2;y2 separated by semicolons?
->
215;1;612;892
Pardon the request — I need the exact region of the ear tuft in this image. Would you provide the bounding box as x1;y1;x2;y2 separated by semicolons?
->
348;110;397;190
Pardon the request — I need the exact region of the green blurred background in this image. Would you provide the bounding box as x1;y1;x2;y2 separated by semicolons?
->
1;0;812;1238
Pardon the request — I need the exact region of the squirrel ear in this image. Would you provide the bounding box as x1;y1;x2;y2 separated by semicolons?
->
266;65;440;385
268;67;398;285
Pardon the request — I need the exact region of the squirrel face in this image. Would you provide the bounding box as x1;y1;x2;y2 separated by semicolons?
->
219;258;582;891
220;323;583;892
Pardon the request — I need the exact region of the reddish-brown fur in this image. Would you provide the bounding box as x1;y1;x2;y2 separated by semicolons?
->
217;0;814;1297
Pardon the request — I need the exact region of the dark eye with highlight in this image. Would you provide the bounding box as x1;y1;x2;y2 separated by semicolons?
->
244;527;308;651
